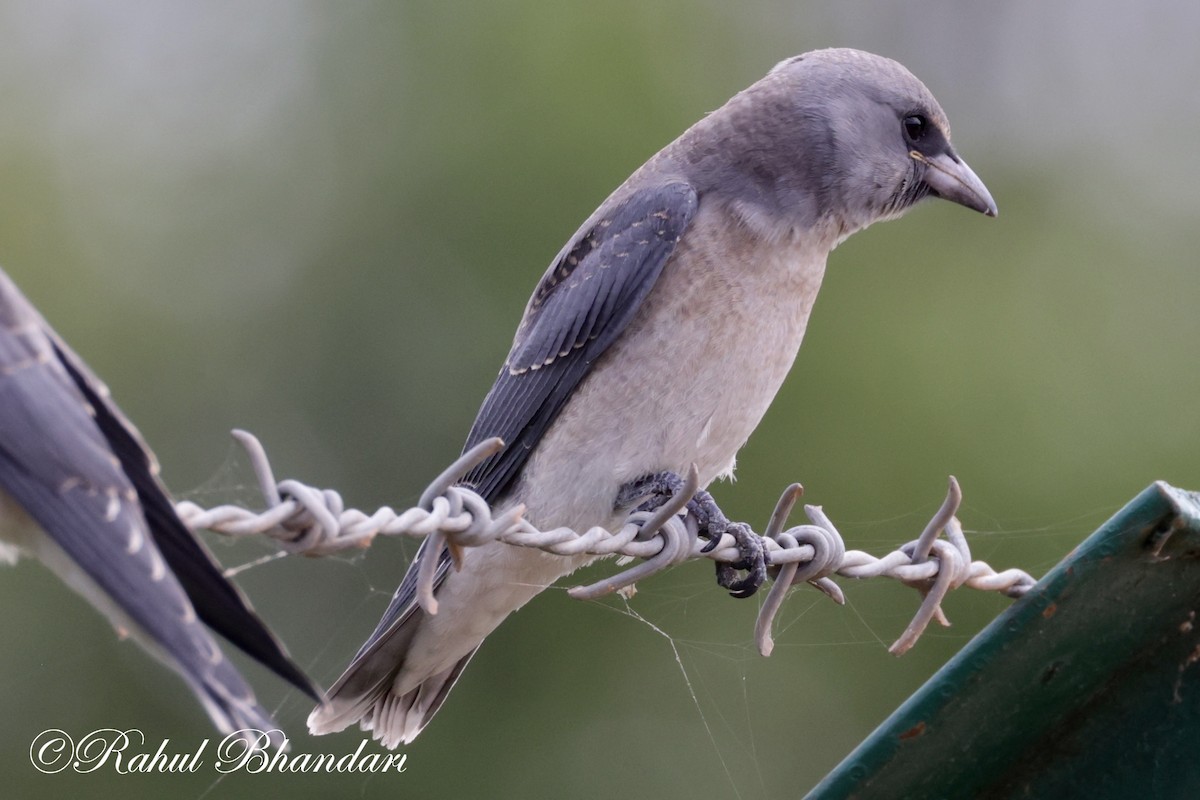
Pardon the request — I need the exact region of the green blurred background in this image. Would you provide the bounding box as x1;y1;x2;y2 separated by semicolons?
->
0;1;1196;798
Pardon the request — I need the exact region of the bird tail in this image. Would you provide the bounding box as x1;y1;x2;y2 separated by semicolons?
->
309;533;583;747
307;539;478;748
306;612;480;748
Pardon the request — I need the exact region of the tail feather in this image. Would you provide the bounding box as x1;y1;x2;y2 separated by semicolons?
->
308;603;428;735
310;537;581;747
358;650;477;748
307;575;480;748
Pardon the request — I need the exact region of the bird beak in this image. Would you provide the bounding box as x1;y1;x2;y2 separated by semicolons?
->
911;150;998;217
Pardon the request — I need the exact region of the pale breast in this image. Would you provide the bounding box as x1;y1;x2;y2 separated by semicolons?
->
517;200;833;532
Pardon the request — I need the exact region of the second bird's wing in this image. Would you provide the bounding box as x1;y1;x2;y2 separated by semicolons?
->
0;271;317;709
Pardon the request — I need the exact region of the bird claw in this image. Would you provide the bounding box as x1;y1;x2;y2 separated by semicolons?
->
715;522;768;598
616;471;767;598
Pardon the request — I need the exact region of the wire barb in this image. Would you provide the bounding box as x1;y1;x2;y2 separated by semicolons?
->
175;431;1037;657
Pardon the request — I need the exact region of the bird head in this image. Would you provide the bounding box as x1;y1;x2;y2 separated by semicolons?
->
775;48;996;228
682;48;997;240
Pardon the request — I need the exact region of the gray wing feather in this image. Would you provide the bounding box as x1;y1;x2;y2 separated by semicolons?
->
463;180;698;502
0;270;317;725
46;329;317;698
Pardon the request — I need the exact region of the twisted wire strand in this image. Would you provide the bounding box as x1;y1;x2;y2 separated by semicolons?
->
176;430;1037;657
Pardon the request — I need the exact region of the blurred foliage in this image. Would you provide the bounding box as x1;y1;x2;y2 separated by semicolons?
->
0;1;1196;798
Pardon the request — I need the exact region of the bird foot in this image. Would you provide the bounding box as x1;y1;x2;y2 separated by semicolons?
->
615;471;768;598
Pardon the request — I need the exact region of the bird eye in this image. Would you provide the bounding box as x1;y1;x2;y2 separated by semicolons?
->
903;114;928;142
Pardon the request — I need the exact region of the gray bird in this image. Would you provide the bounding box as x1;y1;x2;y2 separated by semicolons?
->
308;48;996;747
0;267;318;741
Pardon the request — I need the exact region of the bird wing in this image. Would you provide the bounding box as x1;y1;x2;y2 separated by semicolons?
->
462;180;698;502
0;270;316;701
324;181;698;696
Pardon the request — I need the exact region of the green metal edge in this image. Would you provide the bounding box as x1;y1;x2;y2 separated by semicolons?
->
806;481;1200;800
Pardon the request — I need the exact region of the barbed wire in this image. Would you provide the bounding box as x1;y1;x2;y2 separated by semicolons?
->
176;430;1036;658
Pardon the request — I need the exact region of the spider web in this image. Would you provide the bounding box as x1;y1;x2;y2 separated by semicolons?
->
165;447;1098;799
